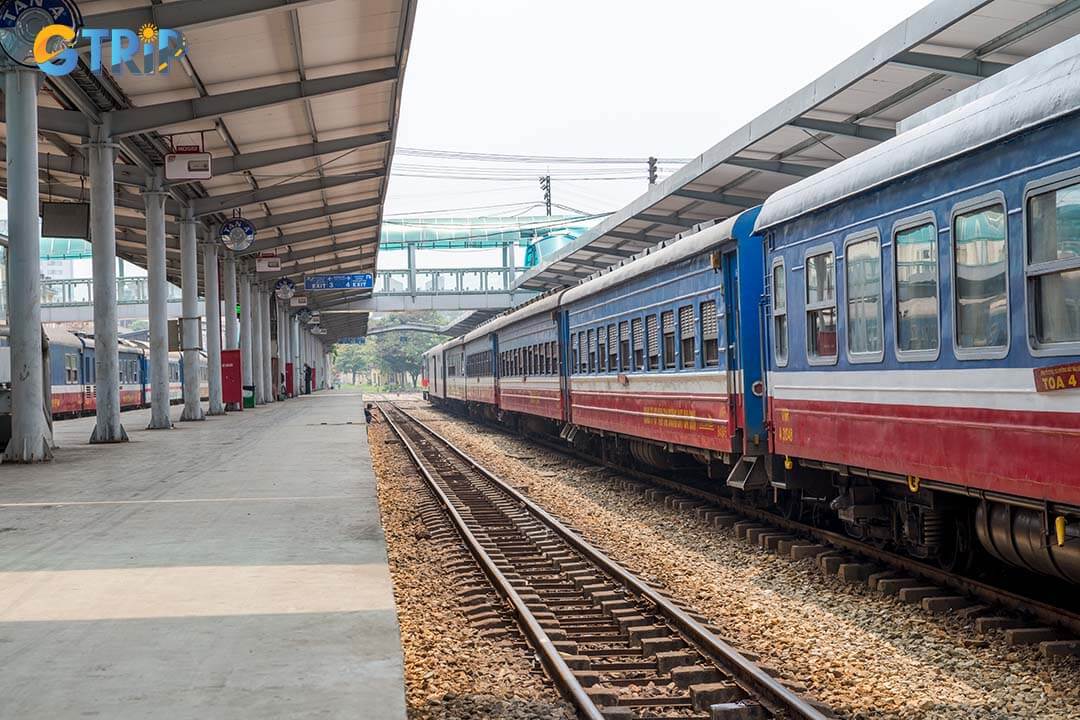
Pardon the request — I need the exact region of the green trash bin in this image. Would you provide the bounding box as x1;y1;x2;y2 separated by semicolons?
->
243;385;256;409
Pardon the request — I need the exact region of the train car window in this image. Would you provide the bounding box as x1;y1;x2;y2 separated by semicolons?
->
619;322;630;372
631;318;644;370
954;203;1008;354
647;315;659;370
607;324;618;372
701;301;719;367
771;260;788;367
65;354;77;383
545;342;552;375
894;221;939;358
662;311;676;369
679;305;696;368
1027;180;1080;348
588;329;597;372
805;249;838;362
578;332;586;373
597;328;606;372
845;234;884;361
570;335;578;375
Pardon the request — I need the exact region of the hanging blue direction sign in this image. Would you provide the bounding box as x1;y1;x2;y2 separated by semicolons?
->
304;273;374;291
274;277;296;300
220;217;256;252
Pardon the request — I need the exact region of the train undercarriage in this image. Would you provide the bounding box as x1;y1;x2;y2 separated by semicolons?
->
432;396;1080;585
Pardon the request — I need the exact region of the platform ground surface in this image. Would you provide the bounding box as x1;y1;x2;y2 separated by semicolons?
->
0;391;405;720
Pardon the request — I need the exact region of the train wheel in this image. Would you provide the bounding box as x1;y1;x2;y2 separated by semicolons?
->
777;489;803;522
936;515;973;574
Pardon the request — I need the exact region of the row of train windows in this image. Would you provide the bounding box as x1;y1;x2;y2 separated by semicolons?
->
570;300;720;375
772;179;1080;365
466;350;494;377
62;356;141;383
501;341;558;377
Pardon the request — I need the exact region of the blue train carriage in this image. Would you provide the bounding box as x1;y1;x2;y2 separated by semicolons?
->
755;51;1080;578
424;339;450;402
462;326;498;414
559;210;767;479
46;326;88;417
443;338;467;403
491;292;566;424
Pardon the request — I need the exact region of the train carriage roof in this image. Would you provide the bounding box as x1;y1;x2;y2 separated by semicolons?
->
755;41;1080;232
560;211;749;306
43;326;85;349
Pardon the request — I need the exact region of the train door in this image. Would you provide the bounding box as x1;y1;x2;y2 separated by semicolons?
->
722;251;741;447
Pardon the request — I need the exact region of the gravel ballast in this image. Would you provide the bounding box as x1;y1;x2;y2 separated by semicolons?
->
369;413;574;720
407;401;1080;720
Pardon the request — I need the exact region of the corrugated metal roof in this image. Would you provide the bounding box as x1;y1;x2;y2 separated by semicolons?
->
516;0;1080;291
16;0;417;343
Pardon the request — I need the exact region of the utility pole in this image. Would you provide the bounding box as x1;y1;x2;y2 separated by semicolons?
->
647;156;658;185
539;175;551;216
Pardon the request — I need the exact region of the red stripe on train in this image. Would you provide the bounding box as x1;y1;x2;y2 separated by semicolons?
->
770;398;1080;506
570;390;736;453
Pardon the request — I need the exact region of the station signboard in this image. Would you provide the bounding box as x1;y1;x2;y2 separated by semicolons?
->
303;273;373;291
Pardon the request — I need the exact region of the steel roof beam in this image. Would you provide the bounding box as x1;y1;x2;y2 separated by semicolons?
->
0;105;89;136
282;258;374;281
588;245;638;258
891;50;1009;79
106;68;399;137
84;0;338;33
671;188;760;207
277;241;377;264
725;156;821;178
40;182;182;215
167;132;391;185
249;198;381;231
788;117;895;142
635;213;694;227
605;230;668;244
241;218;380;255
191;171;384;217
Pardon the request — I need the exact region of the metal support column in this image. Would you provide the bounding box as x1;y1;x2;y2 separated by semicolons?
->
251;283;264;404
223;254;238;351
292;315;301;397
239;270;254;405
203;235;224;415
2;67;52;462
144;175;171;429
502;241;513;290
261;290;274;404
278;303;289;399
407;241;417;294
179;208;205;421
89;122;128;444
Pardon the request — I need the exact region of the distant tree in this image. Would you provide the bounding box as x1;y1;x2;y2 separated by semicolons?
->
332;342;370;385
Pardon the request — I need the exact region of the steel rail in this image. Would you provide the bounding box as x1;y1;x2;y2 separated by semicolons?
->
436;404;1080;638
379;403;606;720
385;402;831;720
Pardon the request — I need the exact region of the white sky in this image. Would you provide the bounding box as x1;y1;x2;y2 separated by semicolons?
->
386;0;933;218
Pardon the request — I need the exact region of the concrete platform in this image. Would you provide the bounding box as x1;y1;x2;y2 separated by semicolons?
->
0;391;406;720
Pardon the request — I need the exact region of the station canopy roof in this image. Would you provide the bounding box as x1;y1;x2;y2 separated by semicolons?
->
9;0;417;343
516;0;1080;292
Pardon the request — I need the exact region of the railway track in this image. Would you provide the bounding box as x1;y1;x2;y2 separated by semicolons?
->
378;401;832;720
420;401;1080;653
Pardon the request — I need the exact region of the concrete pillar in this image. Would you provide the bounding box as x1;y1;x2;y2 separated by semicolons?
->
292;315;301;397
261;290;274;403
89;123;128;444
144;177;171;429
203;236;224;416
278;304;289;398
223;255;238;351
251;283;264;404
179;209;205;421
2;68;52;462
239;270;254;402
